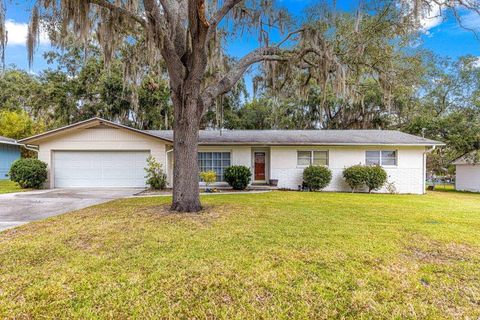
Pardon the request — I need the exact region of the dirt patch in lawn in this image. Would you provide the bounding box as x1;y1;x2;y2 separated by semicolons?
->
402;235;480;318
405;236;476;264
371;236;480;319
138;203;244;227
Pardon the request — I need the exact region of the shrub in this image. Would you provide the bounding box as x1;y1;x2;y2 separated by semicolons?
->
343;165;368;192
384;180;398;194
303;165;332;191
200;171;217;190
144;155;167;190
364;165;388;193
9;158;47;189
224;166;251;190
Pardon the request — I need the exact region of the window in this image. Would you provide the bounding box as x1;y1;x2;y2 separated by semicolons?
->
366;150;397;166
381;150;397;166
297;151;311;166
297;151;328;166
366;151;381;165
198;152;231;181
313;151;328;166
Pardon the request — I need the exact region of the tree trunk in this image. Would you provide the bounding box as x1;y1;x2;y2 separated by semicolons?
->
170;93;202;212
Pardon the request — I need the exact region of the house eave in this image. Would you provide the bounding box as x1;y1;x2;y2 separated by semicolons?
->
0;140;22;147
196;142;445;147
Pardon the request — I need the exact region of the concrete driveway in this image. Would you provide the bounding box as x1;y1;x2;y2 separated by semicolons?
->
0;188;142;232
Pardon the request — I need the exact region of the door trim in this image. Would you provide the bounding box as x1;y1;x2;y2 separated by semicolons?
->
254;151;266;182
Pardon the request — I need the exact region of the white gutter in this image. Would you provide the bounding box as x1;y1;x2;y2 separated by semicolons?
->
423;145;437;194
1;138;41;154
22;144;39;153
0;140;39;153
195;142;445;147
165;148;174;187
0;141;22;146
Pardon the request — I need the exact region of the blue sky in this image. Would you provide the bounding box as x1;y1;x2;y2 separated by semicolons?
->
2;0;480;76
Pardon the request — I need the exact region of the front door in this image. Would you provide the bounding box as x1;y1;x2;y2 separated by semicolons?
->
254;152;266;181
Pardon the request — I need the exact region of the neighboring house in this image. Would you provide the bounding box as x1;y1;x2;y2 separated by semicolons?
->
0;136;21;180
452;153;480;192
19;117;443;194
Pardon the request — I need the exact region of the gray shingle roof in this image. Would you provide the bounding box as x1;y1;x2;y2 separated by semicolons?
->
147;129;443;146
452;151;480;165
0;135;20;145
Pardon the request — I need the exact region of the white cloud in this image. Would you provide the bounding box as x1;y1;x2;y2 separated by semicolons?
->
460;11;480;30
417;3;480;34
400;0;444;34
471;57;480;68
5;19;49;46
419;4;443;32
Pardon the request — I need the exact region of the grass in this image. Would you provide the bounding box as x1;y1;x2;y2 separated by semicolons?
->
433;183;455;191
1;191;480;319
0;180;26;194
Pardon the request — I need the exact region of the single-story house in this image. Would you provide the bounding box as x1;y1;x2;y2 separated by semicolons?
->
19;117;444;194
0;136;21;180
452;153;480;192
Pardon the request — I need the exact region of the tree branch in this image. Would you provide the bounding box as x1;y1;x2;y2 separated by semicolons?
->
206;0;243;43
158;0;188;58
89;0;146;27
275;28;304;48
144;0;186;89
201;47;287;110
210;0;242;27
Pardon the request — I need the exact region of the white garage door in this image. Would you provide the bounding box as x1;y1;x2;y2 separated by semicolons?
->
54;151;149;187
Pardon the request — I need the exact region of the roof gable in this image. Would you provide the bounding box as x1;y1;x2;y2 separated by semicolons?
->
19;118;173;145
452;151;480;165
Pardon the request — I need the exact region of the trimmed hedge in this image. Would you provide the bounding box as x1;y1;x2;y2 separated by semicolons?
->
224;166;251;190
343;165;368;192
365;165;388;193
303;165;332;191
9;158;48;189
342;165;388;193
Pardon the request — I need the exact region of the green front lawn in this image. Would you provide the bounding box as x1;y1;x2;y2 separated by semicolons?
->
0;180;26;194
1;191;480;318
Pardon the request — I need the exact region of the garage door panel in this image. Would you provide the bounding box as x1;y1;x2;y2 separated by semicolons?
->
103;168;137;180
56;169;102;179
102;178;145;187
55;177;102;187
54;151;149;187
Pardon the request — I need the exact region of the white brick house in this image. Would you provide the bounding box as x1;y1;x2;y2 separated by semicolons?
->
20;117;443;194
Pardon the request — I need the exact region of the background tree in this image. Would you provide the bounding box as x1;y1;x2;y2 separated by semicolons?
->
44;40;173;128
0;69;42;113
254;2;428;130
0;110;45;140
0;42;173;131
404;57;480;173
